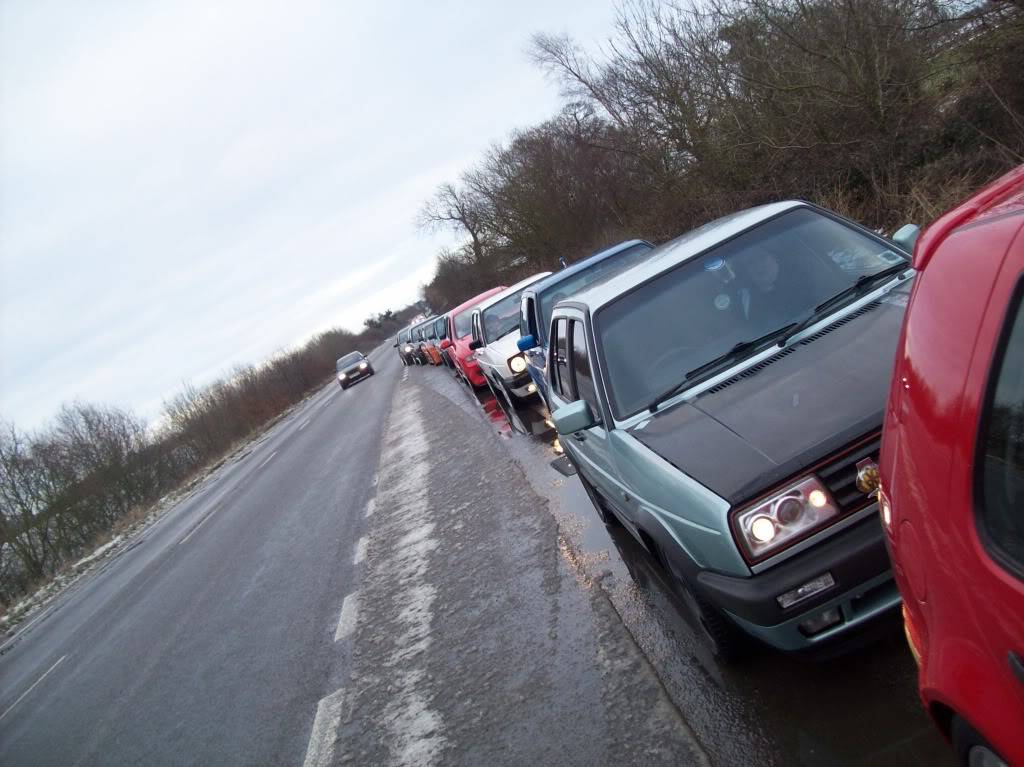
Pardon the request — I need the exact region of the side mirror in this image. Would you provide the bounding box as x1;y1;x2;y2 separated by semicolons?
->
892;224;920;253
551;400;596;435
393;342;398;347
517;334;538;352
469;339;483;350
440;339;452;350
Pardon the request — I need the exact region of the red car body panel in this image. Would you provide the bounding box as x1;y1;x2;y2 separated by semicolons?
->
444;286;507;388
879;164;1024;763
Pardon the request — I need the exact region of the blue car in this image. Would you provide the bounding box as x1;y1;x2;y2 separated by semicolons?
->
516;239;653;409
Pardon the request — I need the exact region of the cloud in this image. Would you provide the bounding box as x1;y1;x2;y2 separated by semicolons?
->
0;0;615;429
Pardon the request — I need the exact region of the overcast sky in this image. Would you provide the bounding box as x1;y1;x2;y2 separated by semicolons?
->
0;0;616;431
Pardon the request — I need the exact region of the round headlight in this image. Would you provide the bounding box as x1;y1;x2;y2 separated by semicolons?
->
774;496;804;525
509;355;527;373
338;373;347;380
404;345;413;353
359;361;368;369
750;515;776;543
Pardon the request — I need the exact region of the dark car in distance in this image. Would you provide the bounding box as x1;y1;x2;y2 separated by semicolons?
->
336;351;374;389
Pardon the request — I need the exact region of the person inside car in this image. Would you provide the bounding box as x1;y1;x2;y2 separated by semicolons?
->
735;249;807;327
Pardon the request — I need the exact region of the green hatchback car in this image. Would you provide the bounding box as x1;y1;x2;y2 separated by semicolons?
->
548;201;919;658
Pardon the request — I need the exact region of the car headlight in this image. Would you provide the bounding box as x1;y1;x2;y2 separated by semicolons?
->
404;345;413;353
359;361;368;370
508;354;527;374
338;373;347;381
732;476;839;562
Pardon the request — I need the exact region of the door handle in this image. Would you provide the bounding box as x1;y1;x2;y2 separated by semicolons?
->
573;432;586;442
1010;652;1024;685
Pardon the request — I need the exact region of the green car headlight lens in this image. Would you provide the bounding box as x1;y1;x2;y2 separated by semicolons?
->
733;476;839;561
509;354;527;374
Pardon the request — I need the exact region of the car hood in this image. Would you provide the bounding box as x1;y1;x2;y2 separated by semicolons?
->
484;332;524;370
629;285;909;505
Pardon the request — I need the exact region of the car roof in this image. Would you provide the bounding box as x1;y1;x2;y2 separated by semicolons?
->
524;240;651;297
449;285;508;317
561;201;805;312
475;272;553;312
913;164;1024;271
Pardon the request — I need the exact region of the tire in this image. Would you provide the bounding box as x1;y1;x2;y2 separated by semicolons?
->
576;470;621;528
691;592;748;663
367;366;375;375
645;536;748;663
952;716;1008;767
340;383;348;390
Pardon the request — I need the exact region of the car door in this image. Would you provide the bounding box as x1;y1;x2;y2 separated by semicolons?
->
964;237;1024;718
549;312;621;514
520;293;548;399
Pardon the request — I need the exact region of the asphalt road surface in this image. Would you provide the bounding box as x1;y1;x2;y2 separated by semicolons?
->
0;347;704;766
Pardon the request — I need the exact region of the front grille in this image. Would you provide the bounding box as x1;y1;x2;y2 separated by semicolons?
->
816;434;881;512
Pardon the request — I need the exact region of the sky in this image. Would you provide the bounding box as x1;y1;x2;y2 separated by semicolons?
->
0;0;618;431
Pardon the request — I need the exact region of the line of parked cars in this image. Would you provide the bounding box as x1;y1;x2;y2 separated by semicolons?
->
397;167;1024;766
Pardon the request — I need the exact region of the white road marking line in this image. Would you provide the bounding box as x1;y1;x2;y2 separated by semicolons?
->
0;655;68;723
178;505;221;545
303;687;349;767
334;592;360;641
364;497;376;518
298;418;310;431
256;450;278;470
353;536;368;565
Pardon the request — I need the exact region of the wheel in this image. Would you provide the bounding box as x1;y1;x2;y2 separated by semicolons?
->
647;538;748;662
341;383;348;390
690;591;748;663
952;716;1008;767
575;469;621;528
367;366;374;375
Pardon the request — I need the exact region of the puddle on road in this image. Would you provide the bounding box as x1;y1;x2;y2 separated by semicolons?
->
453;375;952;767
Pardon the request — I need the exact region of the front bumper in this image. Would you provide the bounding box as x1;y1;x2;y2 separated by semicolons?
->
339;367;371;386
504;371;536;398
696;516;900;652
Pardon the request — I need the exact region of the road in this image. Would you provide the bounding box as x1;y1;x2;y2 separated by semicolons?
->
0;347;703;766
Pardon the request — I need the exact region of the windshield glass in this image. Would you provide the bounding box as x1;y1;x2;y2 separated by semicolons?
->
538;243;653;344
336;352;362;370
596;208;907;419
453;310;474;338
482;290;528;343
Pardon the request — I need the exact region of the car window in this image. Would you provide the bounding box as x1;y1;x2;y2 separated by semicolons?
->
553;318;572;400
453;309;473;339
436;317;447;338
336;352;362;370
977;282;1024;577
482;289;529;343
538;242;654;345
520;296;538;339
596;208;908;419
570;320;598;416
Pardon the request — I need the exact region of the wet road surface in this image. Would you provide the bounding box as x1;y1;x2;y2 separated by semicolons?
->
428;362;954;767
0;350;704;766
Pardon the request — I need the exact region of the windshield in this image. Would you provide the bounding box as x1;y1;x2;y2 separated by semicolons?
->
336;352;362;371
482;290;527;343
538;243;653;344
596;208;907;419
453;310;474;338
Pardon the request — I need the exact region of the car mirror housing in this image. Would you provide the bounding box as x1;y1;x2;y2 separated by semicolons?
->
517;334;538;352
552;400;596;435
892;223;920;253
469;339;483;350
440;339;452;350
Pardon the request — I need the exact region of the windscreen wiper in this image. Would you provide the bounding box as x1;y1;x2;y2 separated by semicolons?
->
647;322;799;413
779;263;910;347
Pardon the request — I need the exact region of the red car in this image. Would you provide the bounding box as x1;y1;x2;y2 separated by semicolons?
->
879;164;1024;767
441;286;507;388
